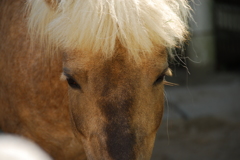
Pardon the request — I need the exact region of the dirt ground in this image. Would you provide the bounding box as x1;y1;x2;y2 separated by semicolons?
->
151;72;240;160
151;117;240;160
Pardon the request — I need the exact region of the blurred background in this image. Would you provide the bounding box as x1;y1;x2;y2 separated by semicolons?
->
152;0;240;159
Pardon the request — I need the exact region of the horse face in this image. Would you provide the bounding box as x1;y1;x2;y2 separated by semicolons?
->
62;48;169;160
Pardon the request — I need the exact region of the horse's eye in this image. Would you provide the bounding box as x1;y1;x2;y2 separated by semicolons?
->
154;75;165;85
154;67;171;85
66;77;81;89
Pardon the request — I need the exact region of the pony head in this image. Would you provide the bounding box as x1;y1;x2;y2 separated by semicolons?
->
27;0;191;159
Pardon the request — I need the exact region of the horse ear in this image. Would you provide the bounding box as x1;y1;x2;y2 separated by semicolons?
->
45;0;60;9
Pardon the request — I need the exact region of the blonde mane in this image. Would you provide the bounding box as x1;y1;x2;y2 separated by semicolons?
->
27;0;191;59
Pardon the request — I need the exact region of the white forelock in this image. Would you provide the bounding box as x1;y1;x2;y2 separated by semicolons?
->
27;0;191;59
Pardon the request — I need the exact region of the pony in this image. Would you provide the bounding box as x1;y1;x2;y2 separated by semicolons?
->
0;0;191;159
0;134;52;160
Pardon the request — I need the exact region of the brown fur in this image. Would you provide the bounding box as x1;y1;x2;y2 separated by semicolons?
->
0;1;86;159
1;0;169;159
63;47;168;159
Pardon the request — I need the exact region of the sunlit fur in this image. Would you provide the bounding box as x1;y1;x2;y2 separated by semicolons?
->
27;0;191;60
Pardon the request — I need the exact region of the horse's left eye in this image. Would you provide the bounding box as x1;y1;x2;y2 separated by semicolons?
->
154;67;171;85
154;75;165;85
66;77;81;89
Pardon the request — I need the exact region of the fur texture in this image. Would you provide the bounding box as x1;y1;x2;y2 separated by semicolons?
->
27;0;191;59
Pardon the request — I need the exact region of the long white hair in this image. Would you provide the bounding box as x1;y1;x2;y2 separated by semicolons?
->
27;0;191;60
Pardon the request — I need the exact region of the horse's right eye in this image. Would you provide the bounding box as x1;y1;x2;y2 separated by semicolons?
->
66;77;81;89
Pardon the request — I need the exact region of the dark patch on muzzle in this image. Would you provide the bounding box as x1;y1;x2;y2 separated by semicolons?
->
97;56;138;160
100;96;136;160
